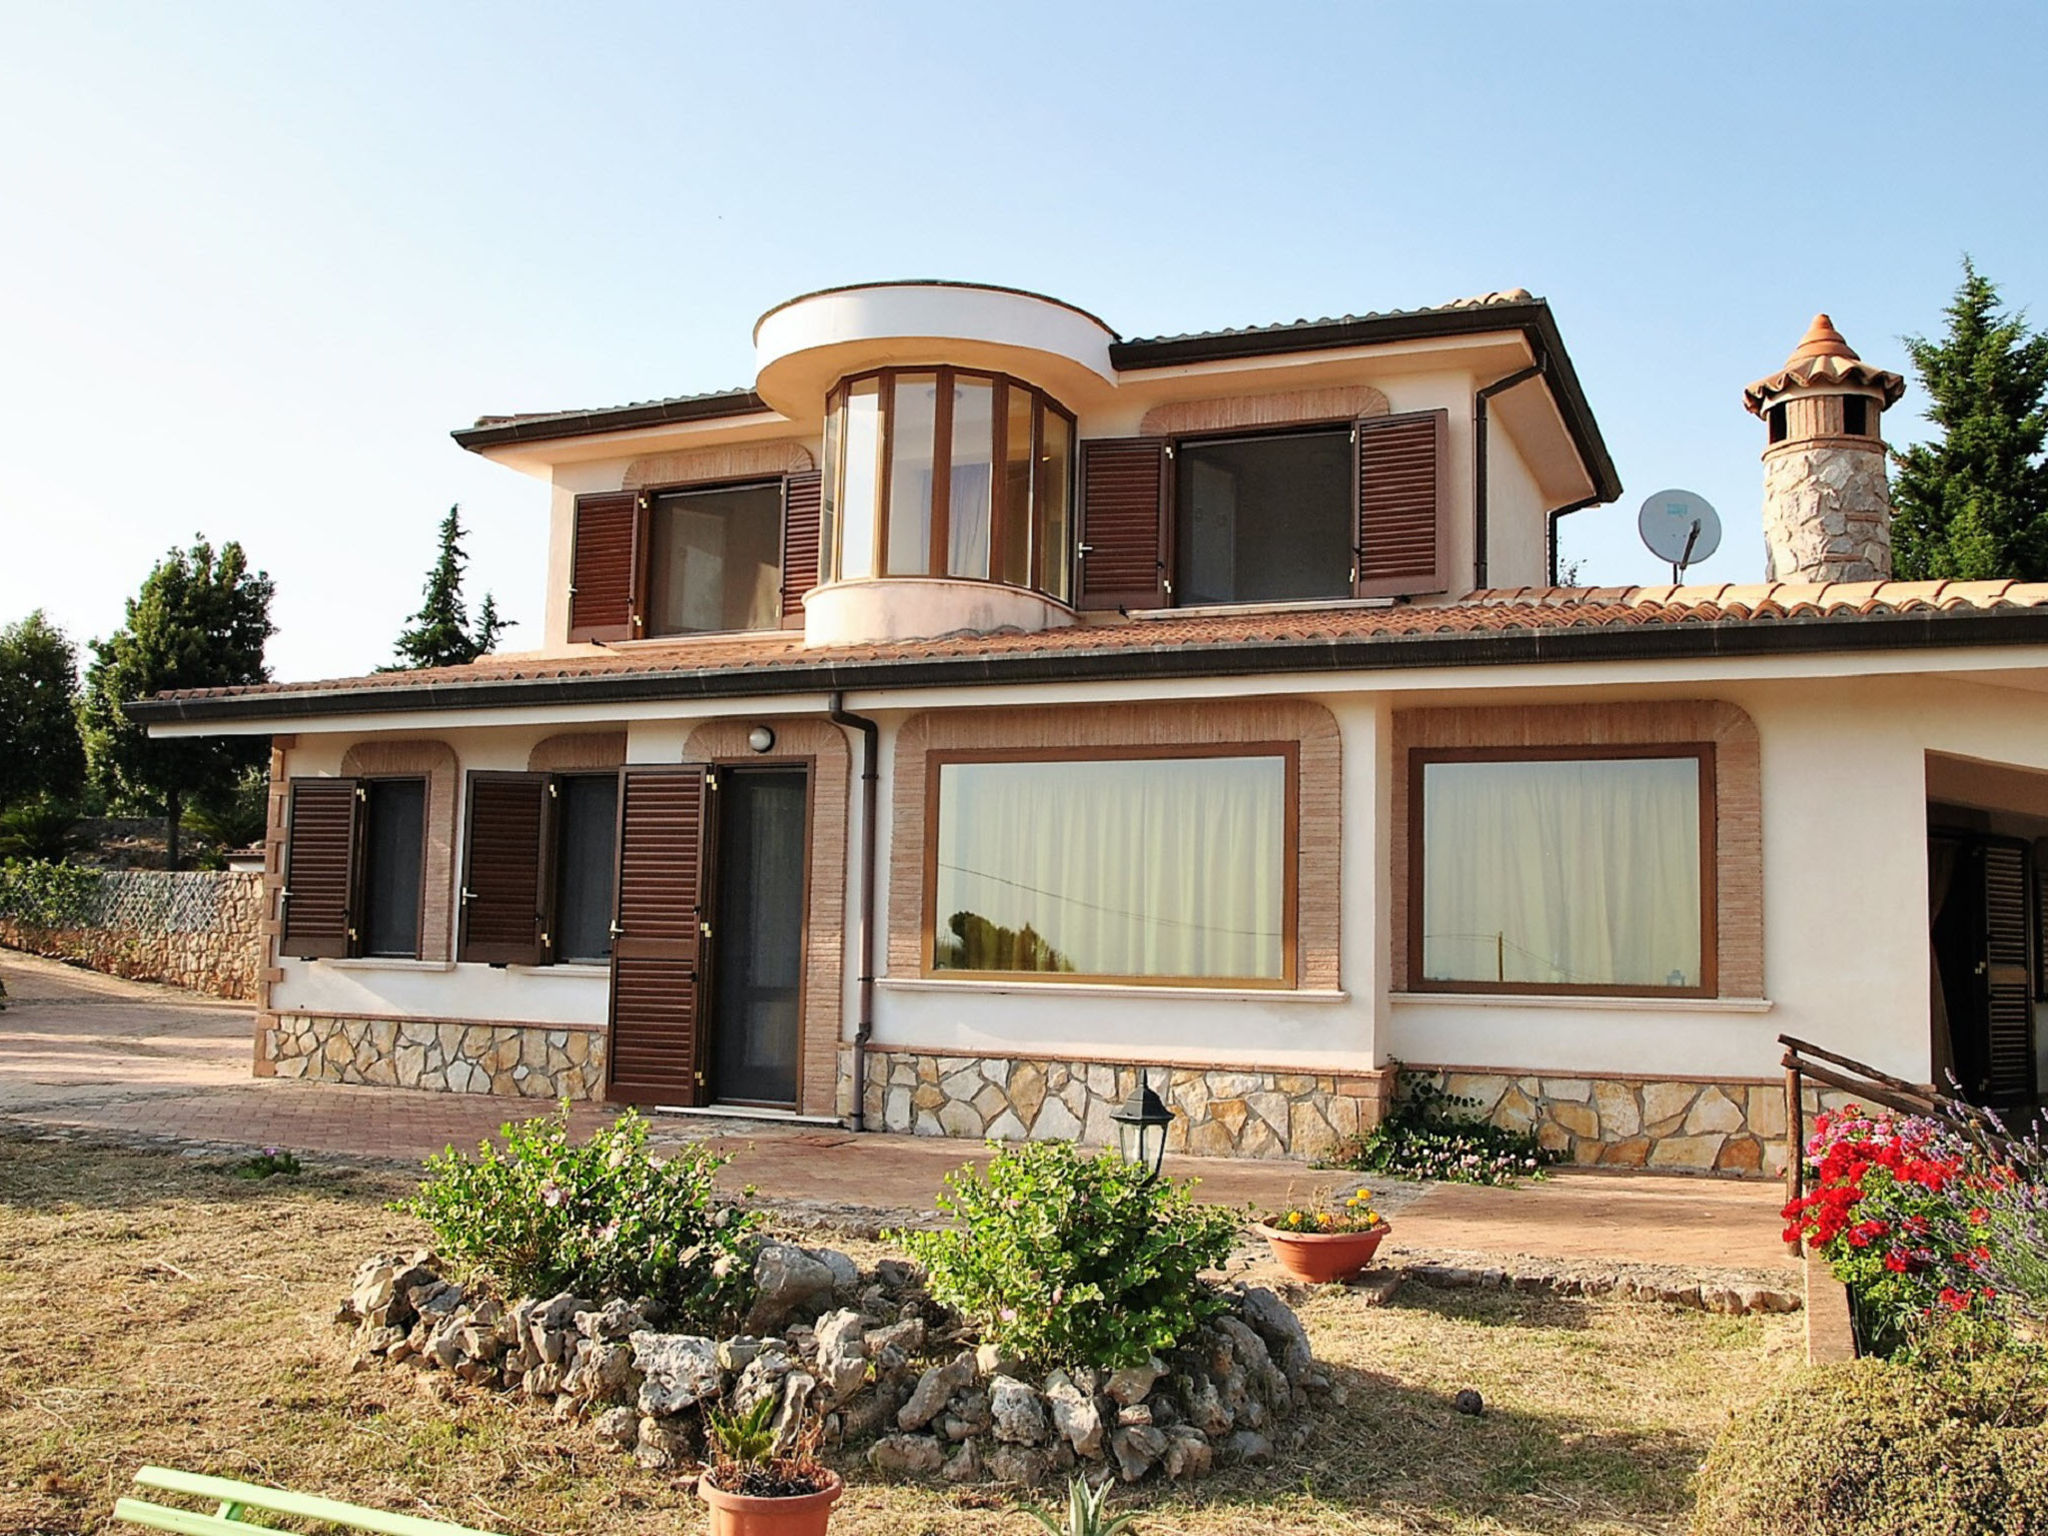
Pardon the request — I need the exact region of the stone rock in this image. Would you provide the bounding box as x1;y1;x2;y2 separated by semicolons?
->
975;1342;1024;1378
773;1370;816;1450
1043;1370;1104;1457
747;1244;838;1334
717;1336;762;1373
1112;1424;1168;1481
1237;1288;1316;1387
814;1248;861;1303
631;1332;721;1416
898;1350;978;1431
1640;1081;1698;1131
990;1375;1049;1445
1549;1100;1600;1139
1223;1430;1273;1465
593;1404;638;1449
1593;1080;1641;1138
941;1438;982;1482
521;1360;566;1396
866;1317;925;1361
984;1443;1060;1488
1215;1317;1286;1404
1180;1374;1231;1436
563;1339;634;1403
735;1342;798;1414
946;1388;992;1440
1164;1425;1213;1480
1648;1133;1726;1171
1115;1404;1152;1427
839;1384;902;1445
574;1299;647;1340
1716;1136;1765;1174
531;1291;592;1365
813;1309;869;1404
868;1433;945;1476
635;1414;695;1470
1104;1356;1164;1406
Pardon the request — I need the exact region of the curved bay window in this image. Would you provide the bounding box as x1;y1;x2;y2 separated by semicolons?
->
822;368;1074;603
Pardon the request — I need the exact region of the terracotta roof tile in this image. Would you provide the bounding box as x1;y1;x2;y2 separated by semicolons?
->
132;579;2048;717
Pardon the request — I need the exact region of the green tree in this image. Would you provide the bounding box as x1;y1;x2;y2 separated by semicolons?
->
387;505;513;670
1891;260;2048;580
0;610;86;810
79;538;275;868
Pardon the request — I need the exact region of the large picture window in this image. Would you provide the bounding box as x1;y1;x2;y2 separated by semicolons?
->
1411;747;1715;996
1176;427;1354;606
645;482;784;637
927;748;1296;985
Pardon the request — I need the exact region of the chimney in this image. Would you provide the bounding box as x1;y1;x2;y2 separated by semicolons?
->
1742;314;1906;583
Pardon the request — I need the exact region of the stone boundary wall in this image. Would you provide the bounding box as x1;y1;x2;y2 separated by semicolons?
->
0;869;264;1000
861;1048;1394;1161
263;1014;606;1099
1408;1068;1863;1178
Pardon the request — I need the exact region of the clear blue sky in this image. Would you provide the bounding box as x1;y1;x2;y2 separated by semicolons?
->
3;1;2044;682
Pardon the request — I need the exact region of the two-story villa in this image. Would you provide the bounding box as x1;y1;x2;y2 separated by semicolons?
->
132;284;2048;1173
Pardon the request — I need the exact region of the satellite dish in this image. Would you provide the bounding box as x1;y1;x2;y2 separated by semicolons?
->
1638;489;1721;580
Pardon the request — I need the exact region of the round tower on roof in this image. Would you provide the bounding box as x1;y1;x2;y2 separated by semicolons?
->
1742;314;1906;583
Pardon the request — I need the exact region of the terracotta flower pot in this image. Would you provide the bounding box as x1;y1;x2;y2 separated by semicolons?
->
696;1470;843;1536
1255;1221;1392;1284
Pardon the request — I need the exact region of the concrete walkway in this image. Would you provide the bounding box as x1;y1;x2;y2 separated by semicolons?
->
0;950;1796;1277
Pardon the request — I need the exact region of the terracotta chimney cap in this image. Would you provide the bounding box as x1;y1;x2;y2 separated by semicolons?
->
1785;313;1860;365
1743;313;1905;415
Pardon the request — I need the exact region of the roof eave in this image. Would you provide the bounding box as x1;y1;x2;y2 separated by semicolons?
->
126;608;2048;729
450;389;771;453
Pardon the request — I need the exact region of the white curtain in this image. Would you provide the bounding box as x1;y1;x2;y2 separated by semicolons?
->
948;464;991;580
1421;756;1702;988
933;756;1286;980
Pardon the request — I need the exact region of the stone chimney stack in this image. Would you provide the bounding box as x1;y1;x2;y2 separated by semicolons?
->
1742;314;1906;583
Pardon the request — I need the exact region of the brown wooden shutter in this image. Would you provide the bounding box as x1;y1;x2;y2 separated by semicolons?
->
1982;841;2036;1102
568;491;641;642
281;778;358;959
606;766;713;1106
458;772;550;966
780;471;823;627
1354;409;1449;598
1076;437;1170;610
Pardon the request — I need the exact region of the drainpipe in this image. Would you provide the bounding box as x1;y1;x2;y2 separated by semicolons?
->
828;692;879;1131
1545;492;1607;586
1473;361;1545;591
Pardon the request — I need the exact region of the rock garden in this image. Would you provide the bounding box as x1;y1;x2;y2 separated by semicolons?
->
341;1114;1330;1504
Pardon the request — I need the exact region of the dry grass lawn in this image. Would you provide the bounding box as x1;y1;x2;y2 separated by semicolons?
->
0;1137;1800;1536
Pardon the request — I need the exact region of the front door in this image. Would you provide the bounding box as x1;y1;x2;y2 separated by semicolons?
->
1930;832;2038;1107
708;768;808;1107
606;767;713;1106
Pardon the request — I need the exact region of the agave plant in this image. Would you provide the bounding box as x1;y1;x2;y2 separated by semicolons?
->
1020;1474;1137;1536
704;1394;780;1467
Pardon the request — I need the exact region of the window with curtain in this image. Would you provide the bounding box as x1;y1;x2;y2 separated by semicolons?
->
1415;749;1712;994
929;751;1293;984
644;482;784;636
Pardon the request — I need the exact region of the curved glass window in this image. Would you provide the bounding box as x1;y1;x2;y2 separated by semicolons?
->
824;368;1075;602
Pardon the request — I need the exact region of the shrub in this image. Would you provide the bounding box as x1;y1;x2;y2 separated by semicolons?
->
894;1140;1240;1371
403;1109;760;1332
0;857;101;927
1692;1348;2048;1535
1327;1074;1551;1186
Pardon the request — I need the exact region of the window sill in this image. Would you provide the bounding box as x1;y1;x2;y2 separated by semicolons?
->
1391;991;1773;1014
506;963;610;978
881;976;1349;1004
604;628;789;649
317;957;457;974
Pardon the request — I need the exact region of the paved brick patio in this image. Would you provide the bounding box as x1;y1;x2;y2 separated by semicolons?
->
1;949;1797;1276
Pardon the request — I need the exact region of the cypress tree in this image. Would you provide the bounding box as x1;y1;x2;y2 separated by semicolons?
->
1891;260;2048;580
388;506;513;669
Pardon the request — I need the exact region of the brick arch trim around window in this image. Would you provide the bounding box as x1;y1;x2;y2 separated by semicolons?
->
1136;384;1391;440
890;699;1341;990
337;739;460;962
1389;701;1763;997
527;731;628;774
621;441;816;491
682;717;851;1120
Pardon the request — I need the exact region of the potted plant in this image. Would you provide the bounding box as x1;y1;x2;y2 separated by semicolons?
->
697;1396;843;1536
1254;1188;1392;1283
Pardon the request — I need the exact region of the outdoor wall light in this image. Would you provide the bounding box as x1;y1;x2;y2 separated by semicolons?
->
747;725;776;754
1110;1073;1174;1185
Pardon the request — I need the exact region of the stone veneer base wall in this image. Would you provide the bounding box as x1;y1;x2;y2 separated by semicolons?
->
860;1048;1394;1160
1409;1068;1864;1178
262;1015;606;1099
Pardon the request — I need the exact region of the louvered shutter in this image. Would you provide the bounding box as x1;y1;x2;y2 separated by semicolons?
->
606;766;713;1106
281;778;358;959
1076;438;1170;610
1354;410;1449;598
458;772;549;966
568;491;641;642
780;471;823;627
1982;841;2036;1103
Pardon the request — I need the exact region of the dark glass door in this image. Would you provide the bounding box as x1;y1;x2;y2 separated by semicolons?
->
709;769;807;1106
